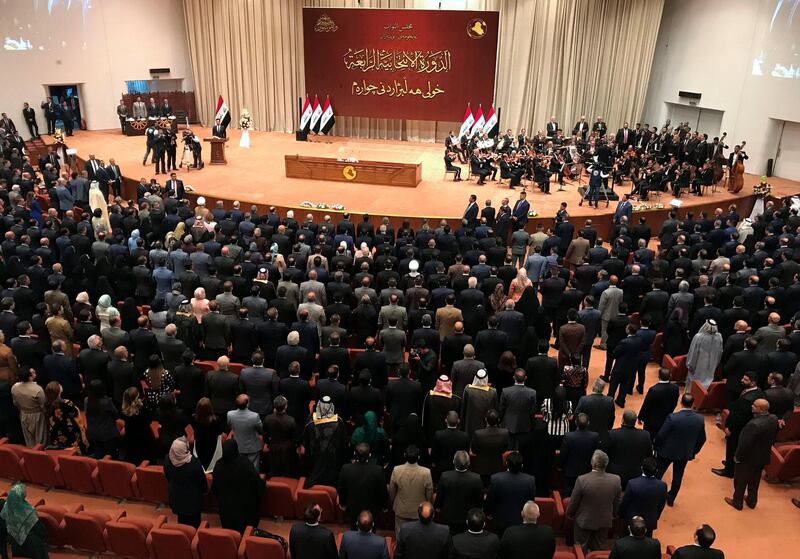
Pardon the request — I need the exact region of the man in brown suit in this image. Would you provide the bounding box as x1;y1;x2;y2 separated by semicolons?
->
389;445;434;533
558;309;586;368
566;449;622;553
435;294;463;342
0;331;19;383
565;232;591;269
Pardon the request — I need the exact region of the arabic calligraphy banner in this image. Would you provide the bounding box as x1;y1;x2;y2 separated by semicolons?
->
302;8;499;121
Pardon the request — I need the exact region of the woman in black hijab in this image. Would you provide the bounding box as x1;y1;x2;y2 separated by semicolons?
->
515;285;540;326
211;439;264;534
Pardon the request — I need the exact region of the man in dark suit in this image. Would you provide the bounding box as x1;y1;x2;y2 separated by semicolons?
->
498;500;555;559
559;413;601;496
485;452;536;536
394;502;450;559
105;346;138;409
77;335;111;386
724;398;779;511
288;504;338;559
712;372;764;478
471;409;510;479
511;191;530;231
638;368;680;440
655;394;706;506
463;195;479;228
434;451;484;534
278;362;312;430
566;449;622;553
212;118;227;138
385;364;422;428
499;370;537;448
575;378;616;445
671;524;725;559
606;410;653;488
613;194;633;224
431;411;469;476
619;457;667;536
205;356;240;416
338;443;389;529
338;511;389;559
607;516;661;559
166;172;185;200
41;340;83;403
129;316;161;372
608;324;641;407
449;508;499;559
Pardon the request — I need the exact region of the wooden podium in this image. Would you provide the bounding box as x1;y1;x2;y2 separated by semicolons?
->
204;137;228;165
284;154;421;187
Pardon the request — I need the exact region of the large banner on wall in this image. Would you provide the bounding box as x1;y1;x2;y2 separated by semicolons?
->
302;8;499;122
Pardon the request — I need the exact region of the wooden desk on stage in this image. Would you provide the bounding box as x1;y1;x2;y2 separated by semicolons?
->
285;154;421;188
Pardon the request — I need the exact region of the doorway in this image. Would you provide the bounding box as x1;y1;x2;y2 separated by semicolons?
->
774;120;800;181
47;84;83;133
667;103;724;138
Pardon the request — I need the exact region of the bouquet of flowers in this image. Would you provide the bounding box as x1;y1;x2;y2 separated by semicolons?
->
527;210;538;218
239;108;251;130
53;128;64;144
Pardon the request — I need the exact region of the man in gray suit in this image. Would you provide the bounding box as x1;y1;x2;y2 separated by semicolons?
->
132;96;147;119
597;275;623;348
379;316;407;372
566;449;622;553
575;379;616;445
450;344;485;397
215;281;241;319
227;394;263;470
499;369;537;448
666;281;693;328
379;293;408;331
300;270;327;306
54;180;74;214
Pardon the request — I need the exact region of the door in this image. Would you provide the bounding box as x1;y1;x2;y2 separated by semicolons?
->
668;103;699;130
697;108;723;138
775;121;800;181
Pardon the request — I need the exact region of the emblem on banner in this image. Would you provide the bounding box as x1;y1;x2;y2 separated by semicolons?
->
315;13;338;33
467;18;487;39
343;165;357;180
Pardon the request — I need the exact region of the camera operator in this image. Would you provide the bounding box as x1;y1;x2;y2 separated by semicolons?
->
409;340;438;392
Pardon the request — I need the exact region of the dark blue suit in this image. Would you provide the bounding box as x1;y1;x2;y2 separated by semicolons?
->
485;470;537;531
620;475;668;532
608;335;641;406
339;530;388;559
634;327;657;392
559;429;601;496
463;202;479;228
654;409;706;502
512;199;530;230
613;199;632;223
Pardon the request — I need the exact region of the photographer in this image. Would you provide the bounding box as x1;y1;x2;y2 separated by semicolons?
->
409;340;438;392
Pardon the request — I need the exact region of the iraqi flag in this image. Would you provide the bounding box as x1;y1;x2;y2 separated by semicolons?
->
319;96;335;135
482;105;499;138
470;104;485;137
458;104;474;138
309;95;323;133
214;95;231;128
299;94;312;132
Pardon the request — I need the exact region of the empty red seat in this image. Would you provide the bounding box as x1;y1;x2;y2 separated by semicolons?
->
58;454;102;494
662;354;688;384
148;522;206;559
192;528;245;559
229;362;245;374
105;514;166;559
96;457;140;499
20;448;66;487
776;407;800;443
691;380;727;412
294;481;340;522
651;332;664;364
262;476;299;519
35;503;83;548
242;526;286;559
765;445;800;482
64;509;123;553
194;360;216;373
535;492;565;533
0;445;28;481
587;552;611;559
136;461;169;503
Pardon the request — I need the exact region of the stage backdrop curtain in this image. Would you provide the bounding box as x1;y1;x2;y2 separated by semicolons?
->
183;0;663;142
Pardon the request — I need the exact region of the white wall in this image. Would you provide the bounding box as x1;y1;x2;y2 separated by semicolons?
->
641;0;800;179
0;0;193;136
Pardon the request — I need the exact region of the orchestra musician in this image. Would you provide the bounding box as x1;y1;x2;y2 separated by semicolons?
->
592;116;607;138
726;143;748;193
691;160;714;196
573;116;589;140
445;130;466;163
673;161;691;197
444;149;463;181
470;148;491;185
546;116;559;138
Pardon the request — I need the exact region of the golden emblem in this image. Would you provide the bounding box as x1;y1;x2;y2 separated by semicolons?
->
156;118;171;129
315;13;338;33
343;165;357;180
130;120;147;130
467;18;487;39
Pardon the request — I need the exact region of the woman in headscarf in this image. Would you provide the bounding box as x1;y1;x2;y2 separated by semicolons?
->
422;375;462;442
508;268;532;302
0;483;48;559
190;287;210;323
95;294;119;332
89;180;111;234
212;439;265;535
302;396;347;488
686;319;723;391
164;437;208;527
515;285;540;326
489;283;507;315
128;229;141;252
45;381;86;454
120;387;155;465
663;307;689;358
461;369;499;440
390;413;427;467
71;292;93;323
118;297;140;333
351;410;389;466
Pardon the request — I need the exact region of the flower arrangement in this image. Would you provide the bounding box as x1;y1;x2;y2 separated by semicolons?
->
527;210;538;217
300;201;346;211
53;128;64;144
239;108;251;130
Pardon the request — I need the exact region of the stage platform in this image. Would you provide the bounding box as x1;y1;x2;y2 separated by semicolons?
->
60;127;800;236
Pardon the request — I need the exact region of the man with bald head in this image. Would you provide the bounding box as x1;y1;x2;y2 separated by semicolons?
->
106;345;137;409
607;516;661;559
724;398;779;510
227;393;263;470
753;312;785;353
206;355;240;416
159;323;188;373
498;501;555;559
394;501;450;559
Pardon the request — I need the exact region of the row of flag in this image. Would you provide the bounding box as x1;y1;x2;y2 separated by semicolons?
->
300;94;336;134
459;103;499;139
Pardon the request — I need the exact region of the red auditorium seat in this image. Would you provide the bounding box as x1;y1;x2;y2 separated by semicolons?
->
20;447;72;487
262;476;300;519
690;380;727;412
662;354;688;384
764;444;800;482
136;461;170;503
553;545;585;559
294;481;340;522
651;332;664;364
0;444;29;481
105;514;166;559
776;407;800;443
96;457;140;499
194;360;216;373
58;454;102;494
148;522;208;559
242;526;286;559
192;527;245;559
229;362;245;374
35;503;83;547
535;492;565;533
586;552;610;559
64;509;124;553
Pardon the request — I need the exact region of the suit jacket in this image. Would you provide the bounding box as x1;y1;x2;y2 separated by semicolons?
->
559;429;600;478
512;199;530;224
159;336;188;374
575;393;615;443
499;384;537;434
385;377;422;425
463;202;479;227
339;531;388;559
735;413;780;468
566;470;622;530
608;535;661;559
619;475;667;530
671;545;725;559
389;463;434;519
654;409;706;462
203;312;230;349
212;124;227;138
226;408;262;454
435;469;484;525
485;471;536;528
338;461;389;519
499;524;555;559
394;519;450;559
638;382;679;438
205;369;240;415
471;426;509;476
606;425;652;485
432;428;469;473
289;523;338;559
450;531;499;559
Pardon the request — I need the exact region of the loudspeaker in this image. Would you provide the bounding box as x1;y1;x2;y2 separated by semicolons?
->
296;129;308;142
767;158;774;177
149;67;171;75
678;90;702;100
